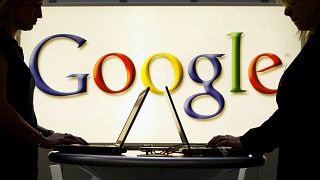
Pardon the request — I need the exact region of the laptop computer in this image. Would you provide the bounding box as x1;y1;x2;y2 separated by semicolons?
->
164;86;248;157
53;87;150;155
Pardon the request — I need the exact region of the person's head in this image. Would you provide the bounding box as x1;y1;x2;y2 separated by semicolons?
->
0;0;43;35
278;0;320;36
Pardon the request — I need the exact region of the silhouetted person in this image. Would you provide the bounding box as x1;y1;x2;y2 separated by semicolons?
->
208;0;320;179
0;0;88;179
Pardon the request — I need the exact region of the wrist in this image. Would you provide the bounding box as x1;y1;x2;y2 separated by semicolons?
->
46;129;55;136
38;132;46;147
43;129;55;137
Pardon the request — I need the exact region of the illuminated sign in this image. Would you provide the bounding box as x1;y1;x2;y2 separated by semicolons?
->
20;6;300;143
30;32;282;119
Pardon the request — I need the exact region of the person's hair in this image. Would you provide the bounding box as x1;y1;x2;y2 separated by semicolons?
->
276;0;286;5
0;0;23;30
276;0;310;40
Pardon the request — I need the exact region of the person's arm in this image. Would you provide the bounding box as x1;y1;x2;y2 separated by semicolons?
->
239;109;281;154
0;55;87;149
37;125;55;137
208;110;281;154
0;55;44;145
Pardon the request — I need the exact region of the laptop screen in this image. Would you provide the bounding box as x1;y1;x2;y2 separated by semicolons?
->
164;86;190;149
115;87;150;146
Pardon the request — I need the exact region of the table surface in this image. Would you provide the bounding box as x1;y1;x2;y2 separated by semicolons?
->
48;150;266;169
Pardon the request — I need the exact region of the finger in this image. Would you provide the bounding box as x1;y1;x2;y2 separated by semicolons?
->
74;136;88;145
63;134;88;145
60;138;82;145
208;138;216;147
63;134;80;142
208;136;219;146
215;140;231;147
208;135;224;147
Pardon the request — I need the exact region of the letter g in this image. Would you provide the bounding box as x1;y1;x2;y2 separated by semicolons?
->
29;34;89;96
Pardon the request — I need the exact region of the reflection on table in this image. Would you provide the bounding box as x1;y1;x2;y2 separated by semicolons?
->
49;150;266;180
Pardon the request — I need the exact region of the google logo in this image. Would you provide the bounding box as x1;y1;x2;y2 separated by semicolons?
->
29;32;282;119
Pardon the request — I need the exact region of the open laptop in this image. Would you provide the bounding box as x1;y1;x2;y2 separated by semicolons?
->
164;86;248;157
53;87;150;155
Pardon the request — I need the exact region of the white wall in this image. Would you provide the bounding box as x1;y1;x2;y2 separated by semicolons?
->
21;5;300;144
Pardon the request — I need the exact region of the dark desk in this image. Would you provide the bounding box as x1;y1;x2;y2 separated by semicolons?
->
49;150;266;180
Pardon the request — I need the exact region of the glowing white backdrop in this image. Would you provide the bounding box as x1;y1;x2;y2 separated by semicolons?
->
20;5;300;143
